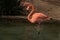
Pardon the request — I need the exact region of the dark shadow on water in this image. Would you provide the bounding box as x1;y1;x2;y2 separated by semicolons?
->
0;18;60;40
38;19;60;40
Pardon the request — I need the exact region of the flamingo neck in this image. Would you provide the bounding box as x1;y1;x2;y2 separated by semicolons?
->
27;4;35;23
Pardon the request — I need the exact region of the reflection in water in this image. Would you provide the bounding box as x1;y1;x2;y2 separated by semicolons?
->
0;19;60;40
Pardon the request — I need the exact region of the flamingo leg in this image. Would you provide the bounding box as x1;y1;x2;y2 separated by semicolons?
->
35;22;42;35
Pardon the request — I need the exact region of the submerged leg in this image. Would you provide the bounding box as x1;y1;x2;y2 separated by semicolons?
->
35;22;42;35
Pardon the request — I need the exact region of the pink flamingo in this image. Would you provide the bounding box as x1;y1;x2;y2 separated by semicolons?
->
24;2;52;33
24;2;52;24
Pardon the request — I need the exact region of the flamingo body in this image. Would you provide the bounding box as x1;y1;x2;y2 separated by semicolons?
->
29;13;51;23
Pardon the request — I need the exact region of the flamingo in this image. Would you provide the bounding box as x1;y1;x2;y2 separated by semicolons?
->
24;2;52;34
24;2;52;24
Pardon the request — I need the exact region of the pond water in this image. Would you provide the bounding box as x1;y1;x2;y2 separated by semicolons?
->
0;18;60;40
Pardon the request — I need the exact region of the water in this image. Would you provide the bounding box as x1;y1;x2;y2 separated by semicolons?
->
0;19;59;40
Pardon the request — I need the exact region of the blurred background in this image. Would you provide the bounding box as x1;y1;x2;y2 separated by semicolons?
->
0;0;60;40
26;0;60;20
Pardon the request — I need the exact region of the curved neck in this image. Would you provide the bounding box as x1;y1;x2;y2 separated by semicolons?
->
27;3;35;22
